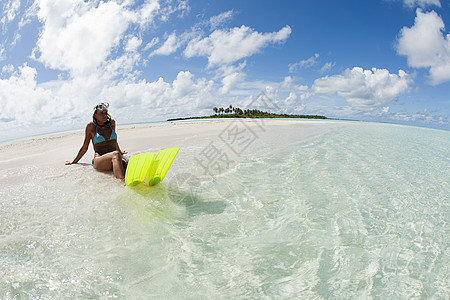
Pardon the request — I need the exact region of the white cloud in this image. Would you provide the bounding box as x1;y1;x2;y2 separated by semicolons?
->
0;64;216;135
289;53;319;73
18;1;37;29
397;9;450;85
11;32;21;46
151;30;200;57
0;0;199;137
184;25;292;67
105;77;170;109
376;106;448;127
288;63;298;73
101;70;215;117
215;61;246;78
1;0;22;55
0;63;73;125
32;0;133;76
0;46;5;61
209;10;234;30
1;64;14;74
403;0;441;8
172;71;195;98
151;32;181;56
296;84;309;91
103;51;141;79
220;72;245;94
312;67;413;110
320;62;335;73
281;76;294;89
159;0;189;21
135;0;160;26
1;0;21;25
150;32;192;56
125;36;142;53
284;92;298;106
30;0;187;76
143;37;160;51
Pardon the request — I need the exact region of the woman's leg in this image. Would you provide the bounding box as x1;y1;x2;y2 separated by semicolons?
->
111;151;125;179
93;151;125;179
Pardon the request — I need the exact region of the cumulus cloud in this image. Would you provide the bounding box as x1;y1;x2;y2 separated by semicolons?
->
397;9;450;85
312;67;413;110
151;30;201;57
151;32;181;56
135;0;160;26
0;63;72;125
32;0;133;76
281;76;294;89
125;36;142;53
184;25;292;67
0;0;195;136
220;72;245;94
284;92;298;107
101;70;215;116
30;0;187;77
0;63;215;133
172;71;196;98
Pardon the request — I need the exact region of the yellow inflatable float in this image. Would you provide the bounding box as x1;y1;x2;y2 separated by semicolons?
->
125;147;180;186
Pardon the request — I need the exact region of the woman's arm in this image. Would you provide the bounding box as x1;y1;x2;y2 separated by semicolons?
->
66;124;93;165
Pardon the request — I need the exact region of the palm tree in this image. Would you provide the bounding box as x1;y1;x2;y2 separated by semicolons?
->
213;107;218;114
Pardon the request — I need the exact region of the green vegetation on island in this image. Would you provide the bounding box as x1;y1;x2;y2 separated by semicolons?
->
168;105;328;121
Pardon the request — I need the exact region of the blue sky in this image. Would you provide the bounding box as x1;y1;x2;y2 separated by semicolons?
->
0;0;449;142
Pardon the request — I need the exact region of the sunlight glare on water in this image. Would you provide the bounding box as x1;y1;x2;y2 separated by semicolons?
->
1;121;449;298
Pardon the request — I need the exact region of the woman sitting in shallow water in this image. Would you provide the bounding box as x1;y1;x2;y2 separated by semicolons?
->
66;102;127;180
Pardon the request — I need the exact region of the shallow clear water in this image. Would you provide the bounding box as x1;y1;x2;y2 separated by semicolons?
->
1;121;449;299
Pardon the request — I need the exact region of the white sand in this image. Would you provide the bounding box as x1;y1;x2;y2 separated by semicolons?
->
0;119;334;171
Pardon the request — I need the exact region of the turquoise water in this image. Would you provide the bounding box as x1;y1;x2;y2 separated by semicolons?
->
1;121;449;298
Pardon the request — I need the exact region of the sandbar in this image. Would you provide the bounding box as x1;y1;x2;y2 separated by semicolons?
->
0;119;338;171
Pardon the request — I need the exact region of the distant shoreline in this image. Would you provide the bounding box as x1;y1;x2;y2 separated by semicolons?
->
167;106;329;122
167;114;328;122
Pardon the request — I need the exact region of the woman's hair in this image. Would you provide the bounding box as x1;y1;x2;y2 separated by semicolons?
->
92;110;112;126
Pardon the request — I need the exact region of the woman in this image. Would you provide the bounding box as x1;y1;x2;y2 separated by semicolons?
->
66;102;127;180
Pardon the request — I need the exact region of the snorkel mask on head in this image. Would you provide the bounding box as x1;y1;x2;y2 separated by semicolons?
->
92;102;112;126
93;102;109;112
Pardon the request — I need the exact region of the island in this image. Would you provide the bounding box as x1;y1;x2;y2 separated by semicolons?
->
168;105;328;121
